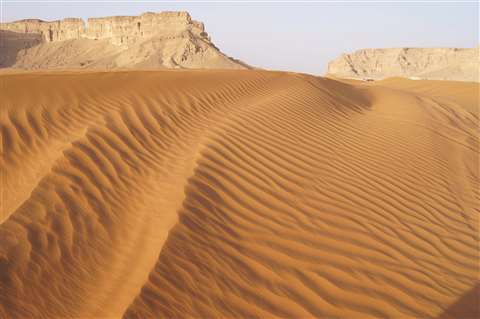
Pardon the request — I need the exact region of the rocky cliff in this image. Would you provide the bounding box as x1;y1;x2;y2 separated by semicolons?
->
0;11;248;69
0;18;85;42
327;47;479;82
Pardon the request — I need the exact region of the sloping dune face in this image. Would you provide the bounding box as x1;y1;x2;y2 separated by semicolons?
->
0;70;478;318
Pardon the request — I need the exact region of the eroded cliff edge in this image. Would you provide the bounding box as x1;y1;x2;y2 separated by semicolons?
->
0;11;249;69
327;47;479;82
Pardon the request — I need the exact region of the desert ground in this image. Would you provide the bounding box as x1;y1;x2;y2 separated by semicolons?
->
0;69;478;318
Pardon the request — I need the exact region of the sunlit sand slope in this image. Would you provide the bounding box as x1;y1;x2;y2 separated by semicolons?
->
0;70;478;319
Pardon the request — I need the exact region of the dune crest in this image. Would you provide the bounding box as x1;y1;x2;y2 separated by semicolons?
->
0;70;478;318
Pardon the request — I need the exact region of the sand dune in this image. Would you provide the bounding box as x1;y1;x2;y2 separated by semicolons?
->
0;70;478;318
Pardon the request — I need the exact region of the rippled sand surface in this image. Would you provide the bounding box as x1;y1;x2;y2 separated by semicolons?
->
1;70;478;318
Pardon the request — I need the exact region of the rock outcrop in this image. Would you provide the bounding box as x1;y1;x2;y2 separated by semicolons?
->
0;11;249;69
0;18;85;42
327;47;479;82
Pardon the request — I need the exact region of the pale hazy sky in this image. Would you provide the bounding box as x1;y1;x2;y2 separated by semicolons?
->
2;1;478;74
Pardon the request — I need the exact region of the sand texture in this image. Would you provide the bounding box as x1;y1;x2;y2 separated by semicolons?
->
0;70;479;318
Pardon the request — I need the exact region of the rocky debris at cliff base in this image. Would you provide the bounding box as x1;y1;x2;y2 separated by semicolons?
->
0;11;249;70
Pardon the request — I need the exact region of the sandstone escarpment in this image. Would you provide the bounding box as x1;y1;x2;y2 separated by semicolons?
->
0;11;248;69
327;47;479;82
0;18;85;42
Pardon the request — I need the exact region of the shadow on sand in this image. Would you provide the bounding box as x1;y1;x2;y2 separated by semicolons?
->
0;30;42;67
437;283;479;319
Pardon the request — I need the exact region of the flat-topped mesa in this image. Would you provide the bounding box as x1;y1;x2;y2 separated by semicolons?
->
0;11;247;70
327;47;480;82
0;11;209;45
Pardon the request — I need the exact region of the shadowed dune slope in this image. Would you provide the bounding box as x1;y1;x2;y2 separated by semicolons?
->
0;70;478;318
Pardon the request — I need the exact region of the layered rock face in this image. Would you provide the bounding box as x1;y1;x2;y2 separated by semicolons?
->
327;47;479;82
85;12;208;45
0;11;248;69
0;18;85;42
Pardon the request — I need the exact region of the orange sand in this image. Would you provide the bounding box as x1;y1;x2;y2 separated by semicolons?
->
0;70;478;318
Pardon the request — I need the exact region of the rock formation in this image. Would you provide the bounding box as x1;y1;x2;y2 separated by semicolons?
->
0;11;249;69
327;47;479;82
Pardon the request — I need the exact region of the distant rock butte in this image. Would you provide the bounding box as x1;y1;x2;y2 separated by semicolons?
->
327;47;479;82
0;11;249;69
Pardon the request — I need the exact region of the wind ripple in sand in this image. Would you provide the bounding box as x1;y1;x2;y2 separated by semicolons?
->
0;71;478;319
